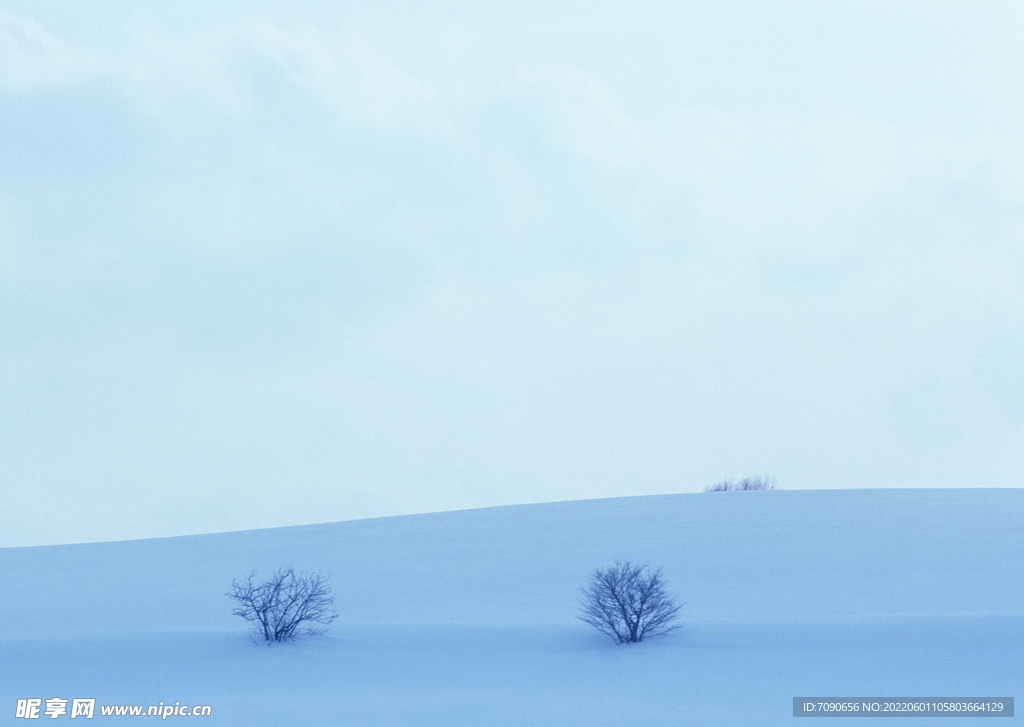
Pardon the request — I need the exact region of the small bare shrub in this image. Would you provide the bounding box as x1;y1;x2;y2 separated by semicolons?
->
578;561;681;644
704;475;776;492
227;567;337;644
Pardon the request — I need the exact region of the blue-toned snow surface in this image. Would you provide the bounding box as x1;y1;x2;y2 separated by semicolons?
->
2;489;1022;725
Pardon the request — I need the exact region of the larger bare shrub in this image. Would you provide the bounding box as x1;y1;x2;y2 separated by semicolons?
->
578;561;681;644
227;567;337;644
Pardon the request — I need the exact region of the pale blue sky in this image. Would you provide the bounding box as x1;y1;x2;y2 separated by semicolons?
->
2;1;1023;546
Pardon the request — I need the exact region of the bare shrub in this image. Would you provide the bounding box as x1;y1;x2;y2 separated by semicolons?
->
704;475;776;492
227;567;337;644
578;561;681;644
704;480;733;492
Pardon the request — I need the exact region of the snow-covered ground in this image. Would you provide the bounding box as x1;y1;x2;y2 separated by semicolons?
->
2;489;1022;725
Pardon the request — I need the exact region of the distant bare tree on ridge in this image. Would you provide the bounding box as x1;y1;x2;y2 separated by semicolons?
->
704;475;776;492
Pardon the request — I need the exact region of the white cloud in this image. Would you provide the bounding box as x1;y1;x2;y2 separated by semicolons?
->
496;63;645;168
0;12;103;88
247;22;442;131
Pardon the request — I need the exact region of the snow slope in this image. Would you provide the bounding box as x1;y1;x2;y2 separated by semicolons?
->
2;489;1022;725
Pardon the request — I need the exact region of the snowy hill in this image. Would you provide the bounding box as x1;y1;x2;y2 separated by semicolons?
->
2;489;1022;725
